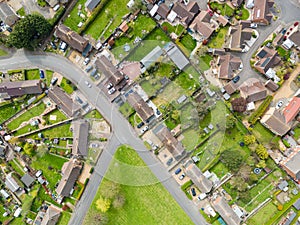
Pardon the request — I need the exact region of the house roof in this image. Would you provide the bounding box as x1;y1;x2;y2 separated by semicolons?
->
211;196;242;225
261;107;291;136
189;11;215;39
293;198;300;210
0;3;19;26
227;22;252;51
164;43;189;70
239;78;267;102
140;46;163;69
56;159;82;197
252;0;274;25
55;24;89;53
216;15;229;26
95;55;124;85
185;164;213;193
172;1;199;25
231;0;244;7
5;173;20;192
231;97;247;112
217;54;242;80
153;125;186;161
127;92;154;123
72;119;89;156
119;21;129;33
0;80;43;98
254;46;281;74
21;173;35;188
157;3;170;19
289;31;300;47
85;0;101;11
223;82;237;95
41;205;61;225
281;149;300;180
283;96;300;123
48;86;80;118
278;180;288;190
45;0;59;7
265;79;279;91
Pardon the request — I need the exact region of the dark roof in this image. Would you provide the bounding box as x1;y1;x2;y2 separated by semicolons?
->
289;31;300;47
56;159;82;197
265;79;279;91
185;164;213;193
72;119;89;156
217;54;242;80
95;55;124;85
0;145;6;156
257;49;267;58
127;92;154;123
157;3;170;19
224;82;237;95
0;80;43;98
85;0;101;11
41;205;61;225
172;1;199;25
55;24;89;53
48;86;80;117
231;97;247;112
254;46;281;74
239;78;267;103
0;3;19;26
21;173;35;188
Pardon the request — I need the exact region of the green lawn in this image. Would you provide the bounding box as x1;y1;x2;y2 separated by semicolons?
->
119;102;135;118
63;0;87;31
210;2;235;17
240;6;250;20
208;26;229;48
85;0;130;41
139;78;162;97
210;161;229;178
161;22;185;36
0;102;21;124
252;122;280;147
43;109;68;125
247;201;278;225
37;0;47;7
57;212;71;225
31;153;68;190
45;70;53;87
59;78;75;94
0;48;7;56
7;102;46;131
84;110;103;119
181;128;200;151
84;145;194;225
178;34;196;55
175;66;200;94
25;69;40;80
198;54;212;72
9;159;25;176
17;7;26;16
42;123;72;138
293;125;300;140
13;124;38;136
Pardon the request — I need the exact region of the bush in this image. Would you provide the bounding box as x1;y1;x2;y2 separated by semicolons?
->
248;96;273;124
49;7;66;27
181;180;193;191
282;139;290;148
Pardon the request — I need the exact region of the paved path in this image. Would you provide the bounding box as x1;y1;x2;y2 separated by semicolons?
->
0;50;207;225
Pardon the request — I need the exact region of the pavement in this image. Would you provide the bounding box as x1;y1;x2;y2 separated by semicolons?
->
0;50;207;225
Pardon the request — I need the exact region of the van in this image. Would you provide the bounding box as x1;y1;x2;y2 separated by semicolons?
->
53;4;60;12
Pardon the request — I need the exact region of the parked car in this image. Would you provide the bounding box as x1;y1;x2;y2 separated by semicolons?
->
83;57;90;65
137;122;144;128
174;168;182;175
90;68;97;77
85;65;92;72
50;77;58;85
276;100;283;109
50;42;57;49
232;75;240;83
166;158;173;166
179;173;185;180
85;80;92;88
39;70;45;79
191;188;196;196
108;87;116;95
107;82;113;89
250;23;257;28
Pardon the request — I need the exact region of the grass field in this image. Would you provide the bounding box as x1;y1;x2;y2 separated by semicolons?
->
161;22;185;36
7;102;46;131
209;2;235;17
119;102;135;118
42;123;72;138
16;7;26;16
59;78;75;94
252;122;280;146
208;26;229;49
178;34;196;55
198;54;212;72
0;102;21;124
84;110;103;119
0;48;7;56
85;0;130;41
31;153;68;190
247;201;277;225
45;70;53;87
25;69;40;80
43;109;68;125
64;0;87;32
83;145;194;225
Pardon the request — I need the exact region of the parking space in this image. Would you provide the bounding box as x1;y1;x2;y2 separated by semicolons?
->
171;165;189;185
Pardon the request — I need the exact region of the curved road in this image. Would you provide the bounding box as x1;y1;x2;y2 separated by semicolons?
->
0;50;206;225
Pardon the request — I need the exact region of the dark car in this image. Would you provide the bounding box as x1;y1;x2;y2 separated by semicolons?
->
232;76;240;83
50;42;57;49
39;70;45;79
137;122;144;129
174;168;182;175
191;188;196;196
7;27;12;32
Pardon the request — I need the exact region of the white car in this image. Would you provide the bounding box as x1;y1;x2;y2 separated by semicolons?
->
85;80;92;88
179;173;185;180
83;57;90;65
107;83;113;89
276;101;283;109
250;23;257;28
141;126;149;134
108;87;116;95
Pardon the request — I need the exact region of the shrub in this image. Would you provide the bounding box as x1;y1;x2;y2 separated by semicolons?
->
282;139;290;148
248;96;273;124
48;7;65;26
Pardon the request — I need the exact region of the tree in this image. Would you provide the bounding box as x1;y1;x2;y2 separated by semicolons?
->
100;181;120;199
36;144;48;158
220;150;243;172
7;14;52;49
256;160;266;168
196;102;209;119
171;110;180;122
246;156;256;167
23;142;35;156
226;114;236;129
96;196;111;213
230;177;248;192
255;144;268;159
112;194;125;209
93;213;108;224
244;135;256;145
239;191;252;204
130;0;146;12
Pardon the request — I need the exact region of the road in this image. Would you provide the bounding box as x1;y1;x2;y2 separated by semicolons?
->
0;50;207;225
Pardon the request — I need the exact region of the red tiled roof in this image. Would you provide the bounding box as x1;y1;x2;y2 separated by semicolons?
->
283;96;300;123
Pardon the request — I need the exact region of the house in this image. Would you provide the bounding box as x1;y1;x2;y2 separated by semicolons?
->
185;163;213;193
45;0;59;7
72;119;89;157
48;86;81;117
0;80;44;99
231;0;244;8
5;173;20;193
288;30;300;49
293;198;300;210
168;1;200;26
0;2;19;26
223;82;237;95
231;97;247;112
278;180;288;191
140;46;163;69
85;0;101;13
164;43;189;70
54;24;89;53
40;205;61;225
21;173;35;188
156;3;170;20
56;159;82;197
254;46;281;75
225;21;253;52
283;96;300;123
265;79;279;91
216;54;242;80
215;15;229;27
127;92;154;123
252;0;274;25
0;189;9;199
239;78;267;103
261;107;291;136
211;196;242;225
153;125;186;161
95;55;124;85
189;11;217;40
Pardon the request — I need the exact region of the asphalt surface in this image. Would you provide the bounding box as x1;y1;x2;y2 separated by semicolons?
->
0;51;207;225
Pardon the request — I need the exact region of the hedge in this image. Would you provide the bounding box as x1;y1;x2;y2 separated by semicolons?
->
248;95;273;124
7;69;24;75
181;180;193;191
49;7;66;26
